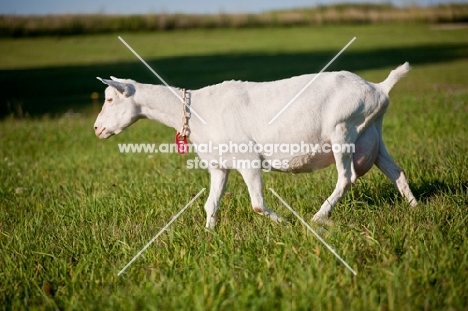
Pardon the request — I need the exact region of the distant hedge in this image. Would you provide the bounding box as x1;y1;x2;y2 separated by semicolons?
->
1;4;468;37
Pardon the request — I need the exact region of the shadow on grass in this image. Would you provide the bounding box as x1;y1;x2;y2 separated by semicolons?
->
411;178;468;203
1;42;467;117
350;177;467;207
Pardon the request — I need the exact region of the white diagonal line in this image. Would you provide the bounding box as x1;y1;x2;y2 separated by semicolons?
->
118;36;207;125
117;188;206;276
268;37;356;124
269;188;357;275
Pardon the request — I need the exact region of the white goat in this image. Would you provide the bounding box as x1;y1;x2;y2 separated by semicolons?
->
94;63;417;228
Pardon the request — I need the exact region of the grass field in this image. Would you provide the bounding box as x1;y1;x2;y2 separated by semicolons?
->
1;25;468;310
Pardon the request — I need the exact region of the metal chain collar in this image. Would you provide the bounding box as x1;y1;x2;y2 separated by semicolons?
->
179;89;191;139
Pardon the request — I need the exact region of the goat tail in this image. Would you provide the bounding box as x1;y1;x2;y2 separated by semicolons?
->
379;62;411;94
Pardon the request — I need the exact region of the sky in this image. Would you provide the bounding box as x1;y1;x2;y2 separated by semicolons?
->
0;0;465;15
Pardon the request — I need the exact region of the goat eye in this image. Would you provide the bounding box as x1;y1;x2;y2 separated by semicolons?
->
106;98;113;103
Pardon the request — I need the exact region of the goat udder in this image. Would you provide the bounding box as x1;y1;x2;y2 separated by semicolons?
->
353;127;380;177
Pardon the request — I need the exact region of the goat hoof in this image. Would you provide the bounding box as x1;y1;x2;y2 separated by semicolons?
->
272;215;284;224
205;217;217;229
268;212;284;224
312;213;330;225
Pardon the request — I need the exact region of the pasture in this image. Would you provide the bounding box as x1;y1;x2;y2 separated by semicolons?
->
0;24;467;310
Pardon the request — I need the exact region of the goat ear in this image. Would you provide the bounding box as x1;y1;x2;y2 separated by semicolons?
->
110;76;125;82
96;77;135;97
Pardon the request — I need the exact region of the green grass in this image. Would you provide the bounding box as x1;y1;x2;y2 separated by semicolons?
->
1;24;467;116
1;25;468;310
